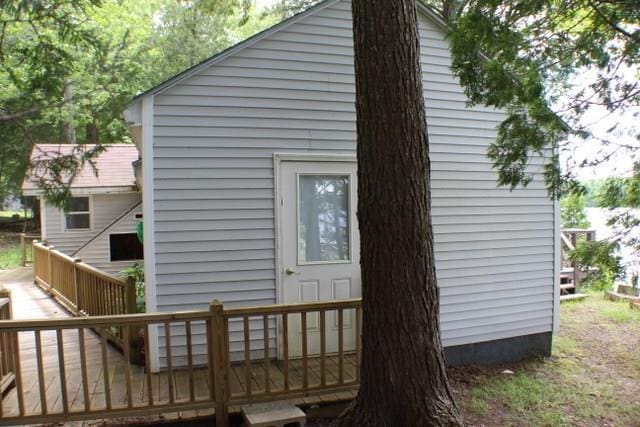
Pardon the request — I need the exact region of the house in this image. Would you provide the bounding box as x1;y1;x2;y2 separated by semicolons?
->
124;0;559;372
22;144;144;276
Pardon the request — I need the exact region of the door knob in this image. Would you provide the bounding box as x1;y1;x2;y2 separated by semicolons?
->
285;267;299;276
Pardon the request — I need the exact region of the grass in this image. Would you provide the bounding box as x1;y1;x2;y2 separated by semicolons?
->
601;304;640;323
0;210;30;219
461;296;640;426
0;232;21;270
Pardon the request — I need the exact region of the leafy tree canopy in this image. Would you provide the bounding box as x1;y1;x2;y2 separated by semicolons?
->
0;0;275;208
448;0;640;197
561;192;591;229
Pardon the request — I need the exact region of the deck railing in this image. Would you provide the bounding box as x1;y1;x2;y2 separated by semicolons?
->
19;234;40;267
0;298;362;426
31;242;137;348
0;290;19;399
560;228;596;291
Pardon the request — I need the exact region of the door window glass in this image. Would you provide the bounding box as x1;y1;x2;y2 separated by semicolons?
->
298;175;350;263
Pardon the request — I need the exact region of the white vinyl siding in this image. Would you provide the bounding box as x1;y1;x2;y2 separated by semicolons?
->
149;0;554;360
42;193;141;255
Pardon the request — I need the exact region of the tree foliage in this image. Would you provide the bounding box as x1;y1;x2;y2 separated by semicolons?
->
561;192;591;229
449;0;640;198
1;0;275;207
569;239;621;291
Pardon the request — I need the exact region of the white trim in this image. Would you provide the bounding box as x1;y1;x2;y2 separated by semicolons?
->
23;187;137;197
552;190;561;333
62;195;93;232
274;153;356;164
141;95;160;372
40;198;47;241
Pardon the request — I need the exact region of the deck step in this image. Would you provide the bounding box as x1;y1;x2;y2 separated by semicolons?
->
560;293;587;302
560;283;575;291
242;401;307;427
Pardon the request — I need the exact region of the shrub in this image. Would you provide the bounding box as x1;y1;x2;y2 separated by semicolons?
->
121;263;145;313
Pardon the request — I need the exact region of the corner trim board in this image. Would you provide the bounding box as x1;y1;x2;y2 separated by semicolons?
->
141;95;160;373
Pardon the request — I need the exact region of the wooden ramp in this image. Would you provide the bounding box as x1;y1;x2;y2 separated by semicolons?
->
0;268;357;425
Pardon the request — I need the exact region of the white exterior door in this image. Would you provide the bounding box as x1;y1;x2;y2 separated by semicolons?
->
278;158;360;358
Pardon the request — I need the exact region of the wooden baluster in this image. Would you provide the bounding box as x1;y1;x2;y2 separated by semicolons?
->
224;317;232;402
78;328;90;412
263;315;270;393
165;321;175;404
73;259;81;313
56;330;69;414
206;318;215;401
320;310;326;386
301;312;308;389
243;316;251;396
35;331;47;415
8;304;24;416
46;247;53;290
123;325;133;408
186;321;195;402
282;314;289;391
143;325;154;406
20;233;26;267
338;308;344;384
100;328;112;410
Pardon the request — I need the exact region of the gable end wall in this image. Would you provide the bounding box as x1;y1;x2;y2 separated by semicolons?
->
150;0;554;363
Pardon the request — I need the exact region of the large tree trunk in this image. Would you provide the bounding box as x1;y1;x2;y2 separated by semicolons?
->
339;0;463;425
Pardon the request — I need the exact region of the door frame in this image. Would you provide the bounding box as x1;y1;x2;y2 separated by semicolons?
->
273;153;357;358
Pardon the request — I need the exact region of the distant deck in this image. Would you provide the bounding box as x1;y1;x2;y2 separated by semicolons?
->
0;268;357;425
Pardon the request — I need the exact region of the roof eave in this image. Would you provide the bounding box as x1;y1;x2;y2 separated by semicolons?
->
22;185;139;197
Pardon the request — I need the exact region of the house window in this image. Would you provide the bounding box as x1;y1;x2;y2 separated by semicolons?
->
109;233;144;262
65;197;91;230
297;174;350;263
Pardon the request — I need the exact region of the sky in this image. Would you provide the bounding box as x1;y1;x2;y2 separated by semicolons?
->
255;0;277;10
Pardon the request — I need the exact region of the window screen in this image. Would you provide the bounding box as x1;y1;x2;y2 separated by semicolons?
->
109;233;144;261
65;197;90;230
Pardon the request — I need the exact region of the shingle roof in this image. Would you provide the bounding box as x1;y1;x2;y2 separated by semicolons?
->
22;144;139;195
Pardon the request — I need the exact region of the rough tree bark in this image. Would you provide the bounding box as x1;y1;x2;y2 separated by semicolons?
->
339;0;463;425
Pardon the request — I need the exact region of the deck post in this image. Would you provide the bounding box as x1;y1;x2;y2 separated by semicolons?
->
19;234;26;267
210;300;229;427
0;288;22;408
570;233;579;291
46;245;54;293
124;277;140;364
125;277;137;315
73;259;82;313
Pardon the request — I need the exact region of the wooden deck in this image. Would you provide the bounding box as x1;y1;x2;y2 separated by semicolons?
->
0;268;357;425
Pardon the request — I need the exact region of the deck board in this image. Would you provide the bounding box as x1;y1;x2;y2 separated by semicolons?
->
0;268;357;425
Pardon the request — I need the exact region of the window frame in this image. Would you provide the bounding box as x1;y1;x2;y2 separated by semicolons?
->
108;232;144;262
62;195;93;232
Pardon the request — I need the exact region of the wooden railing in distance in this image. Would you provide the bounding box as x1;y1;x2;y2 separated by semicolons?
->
31;242;136;348
0;298;362;426
560;228;596;291
0;289;19;399
19;234;40;267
